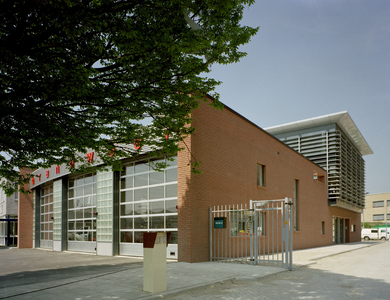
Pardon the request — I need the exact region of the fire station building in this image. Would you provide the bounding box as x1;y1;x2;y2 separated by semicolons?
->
22;97;370;262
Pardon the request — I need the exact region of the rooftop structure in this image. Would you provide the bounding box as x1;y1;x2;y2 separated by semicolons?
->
266;111;373;213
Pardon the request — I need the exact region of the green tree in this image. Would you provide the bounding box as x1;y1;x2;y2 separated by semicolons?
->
363;222;373;228
0;0;258;195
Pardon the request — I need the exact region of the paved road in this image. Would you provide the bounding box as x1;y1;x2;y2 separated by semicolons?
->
167;242;390;300
0;247;146;299
0;248;143;291
0;242;386;300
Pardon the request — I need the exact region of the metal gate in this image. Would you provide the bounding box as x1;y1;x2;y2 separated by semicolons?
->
209;198;293;270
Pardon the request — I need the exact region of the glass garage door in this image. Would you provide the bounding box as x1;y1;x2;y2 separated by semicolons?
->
68;173;97;253
119;156;178;258
40;184;53;249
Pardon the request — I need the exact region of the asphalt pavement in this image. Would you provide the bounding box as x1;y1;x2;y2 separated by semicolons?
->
0;241;380;300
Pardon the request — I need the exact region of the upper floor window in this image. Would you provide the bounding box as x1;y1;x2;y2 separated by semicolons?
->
373;214;384;221
313;172;325;184
294;179;299;231
13;186;18;200
257;164;265;187
373;201;384;208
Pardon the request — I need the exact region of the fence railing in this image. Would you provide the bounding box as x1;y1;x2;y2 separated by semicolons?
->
209;198;293;270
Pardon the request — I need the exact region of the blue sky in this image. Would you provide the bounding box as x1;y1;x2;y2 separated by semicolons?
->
208;0;390;195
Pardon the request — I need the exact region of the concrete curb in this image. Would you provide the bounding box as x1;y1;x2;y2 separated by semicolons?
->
306;242;380;262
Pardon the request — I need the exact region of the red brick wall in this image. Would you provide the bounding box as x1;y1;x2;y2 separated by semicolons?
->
17;167;34;248
177;99;332;262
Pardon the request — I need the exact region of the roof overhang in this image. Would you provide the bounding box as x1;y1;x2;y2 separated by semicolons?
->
265;111;373;156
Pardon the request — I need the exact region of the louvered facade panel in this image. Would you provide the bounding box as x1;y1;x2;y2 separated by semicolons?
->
279;126;365;211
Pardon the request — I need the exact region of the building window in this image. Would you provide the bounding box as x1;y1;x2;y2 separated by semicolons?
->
0;222;4;237
387;200;390;207
13;184;18;200
373;201;384;208
257;164;265;187
351;225;356;232
332;217;336;243
373;214;384;221
294;179;299;231
321;221;325;235
313;172;325;184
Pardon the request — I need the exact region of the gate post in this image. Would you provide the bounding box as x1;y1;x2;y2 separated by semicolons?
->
284;198;288;269
209;207;212;261
285;197;294;271
249;200;253;265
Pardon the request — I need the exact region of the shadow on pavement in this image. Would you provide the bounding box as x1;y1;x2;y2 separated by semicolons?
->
0;248;143;291
0;263;143;289
166;264;390;300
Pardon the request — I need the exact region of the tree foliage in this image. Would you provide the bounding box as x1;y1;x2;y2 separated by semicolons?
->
362;222;373;228
0;0;258;195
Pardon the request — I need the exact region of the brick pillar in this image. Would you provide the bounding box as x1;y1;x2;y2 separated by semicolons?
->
18;167;34;248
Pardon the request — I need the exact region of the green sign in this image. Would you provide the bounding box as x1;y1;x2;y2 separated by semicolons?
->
214;217;226;229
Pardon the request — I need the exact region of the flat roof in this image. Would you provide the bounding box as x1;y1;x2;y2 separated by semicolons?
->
265;111;373;156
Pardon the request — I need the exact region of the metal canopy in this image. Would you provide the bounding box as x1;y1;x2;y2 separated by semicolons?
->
265;111;373;156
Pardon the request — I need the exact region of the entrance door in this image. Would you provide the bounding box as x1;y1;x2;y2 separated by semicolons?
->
345;219;350;243
333;217;347;244
339;218;344;243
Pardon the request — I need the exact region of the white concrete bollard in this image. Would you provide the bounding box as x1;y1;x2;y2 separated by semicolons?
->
143;232;169;293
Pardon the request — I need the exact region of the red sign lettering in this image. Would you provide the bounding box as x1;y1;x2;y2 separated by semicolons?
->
69;160;75;169
134;139;141;150
46;170;49;178
32;177;35;185
109;149;115;157
86;152;94;163
165;129;169;140
38;174;41;181
55;165;60;174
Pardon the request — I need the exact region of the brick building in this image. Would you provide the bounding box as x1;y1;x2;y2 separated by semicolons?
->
25;97;367;262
